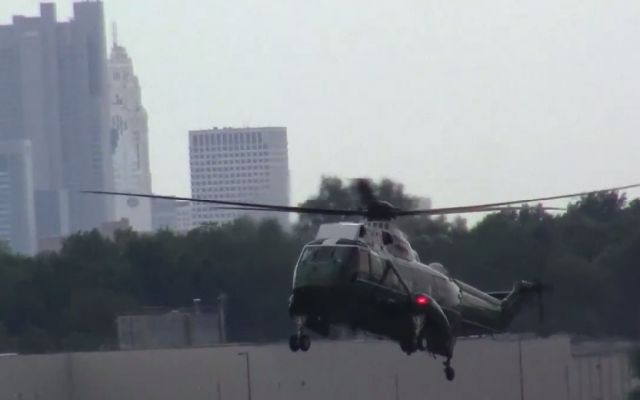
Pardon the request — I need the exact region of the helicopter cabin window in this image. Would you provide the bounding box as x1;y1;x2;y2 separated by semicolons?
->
382;231;393;245
358;225;366;238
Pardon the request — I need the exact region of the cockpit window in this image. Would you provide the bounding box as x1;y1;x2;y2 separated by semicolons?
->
300;246;357;267
294;246;360;288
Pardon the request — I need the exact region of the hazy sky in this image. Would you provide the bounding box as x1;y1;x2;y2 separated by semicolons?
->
3;1;640;213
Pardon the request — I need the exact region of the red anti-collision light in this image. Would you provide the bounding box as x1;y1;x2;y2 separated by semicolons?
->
415;295;429;306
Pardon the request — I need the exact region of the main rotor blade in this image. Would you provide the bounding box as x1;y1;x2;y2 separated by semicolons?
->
82;190;367;217
398;205;565;216
396;183;640;217
174;204;563;214
480;206;566;212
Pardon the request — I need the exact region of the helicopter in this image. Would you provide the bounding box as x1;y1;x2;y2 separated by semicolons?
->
85;181;640;381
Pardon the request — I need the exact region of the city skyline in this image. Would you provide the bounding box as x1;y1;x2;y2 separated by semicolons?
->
0;2;115;252
2;1;640;222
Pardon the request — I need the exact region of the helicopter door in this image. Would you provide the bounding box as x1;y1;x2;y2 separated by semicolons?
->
378;260;405;293
358;249;371;278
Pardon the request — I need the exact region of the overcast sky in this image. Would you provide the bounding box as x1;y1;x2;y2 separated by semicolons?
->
2;1;640;214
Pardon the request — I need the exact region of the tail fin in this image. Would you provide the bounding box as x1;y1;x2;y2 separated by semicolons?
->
499;281;541;330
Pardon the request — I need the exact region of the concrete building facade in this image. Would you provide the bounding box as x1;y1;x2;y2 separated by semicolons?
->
0;2;114;248
189;127;290;228
108;31;153;231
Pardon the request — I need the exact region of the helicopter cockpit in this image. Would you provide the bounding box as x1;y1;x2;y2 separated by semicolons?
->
293;244;362;288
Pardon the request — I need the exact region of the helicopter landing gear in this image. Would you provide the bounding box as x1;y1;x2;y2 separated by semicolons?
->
400;313;427;355
416;334;428;351
289;334;300;351
289;333;311;352
443;358;455;381
299;334;310;351
399;340;416;355
289;316;310;352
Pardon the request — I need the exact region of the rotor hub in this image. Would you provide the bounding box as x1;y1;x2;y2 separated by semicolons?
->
366;201;397;220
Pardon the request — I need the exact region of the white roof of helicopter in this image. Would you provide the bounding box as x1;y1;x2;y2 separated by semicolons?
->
315;222;362;240
313;223;452;274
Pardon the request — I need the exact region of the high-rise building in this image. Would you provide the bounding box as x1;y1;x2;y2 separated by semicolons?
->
0;140;37;255
108;31;153;231
175;202;193;232
151;199;192;233
56;2;115;232
0;2;114;242
151;198;178;231
189;127;290;228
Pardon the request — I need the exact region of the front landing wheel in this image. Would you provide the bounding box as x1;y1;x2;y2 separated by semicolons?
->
289;335;300;352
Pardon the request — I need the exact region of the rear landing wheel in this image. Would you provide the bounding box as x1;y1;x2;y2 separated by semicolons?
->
444;366;455;381
443;358;455;381
289;335;300;352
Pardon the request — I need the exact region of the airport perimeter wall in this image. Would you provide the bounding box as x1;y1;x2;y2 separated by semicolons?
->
0;335;634;400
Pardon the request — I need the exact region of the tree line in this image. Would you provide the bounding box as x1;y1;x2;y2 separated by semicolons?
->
0;177;638;354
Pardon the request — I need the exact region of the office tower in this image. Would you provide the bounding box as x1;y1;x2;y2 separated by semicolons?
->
189;127;290;228
0;2;114;241
151;199;191;233
151;198;178;231
57;1;114;231
175;202;193;232
109;31;152;231
0;140;36;255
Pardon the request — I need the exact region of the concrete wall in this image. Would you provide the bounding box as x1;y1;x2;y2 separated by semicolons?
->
117;311;221;350
569;342;636;400
0;336;633;400
0;354;69;400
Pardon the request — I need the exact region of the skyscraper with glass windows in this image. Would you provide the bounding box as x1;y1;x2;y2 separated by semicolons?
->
189;127;290;228
0;2;114;236
0;2;114;250
0;140;36;254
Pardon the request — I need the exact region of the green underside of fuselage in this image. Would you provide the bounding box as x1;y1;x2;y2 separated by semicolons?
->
291;278;512;340
292;246;524;340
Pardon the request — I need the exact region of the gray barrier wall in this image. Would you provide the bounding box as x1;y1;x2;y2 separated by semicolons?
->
0;336;633;400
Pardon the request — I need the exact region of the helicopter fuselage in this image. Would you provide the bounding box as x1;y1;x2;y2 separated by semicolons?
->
288;221;538;360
